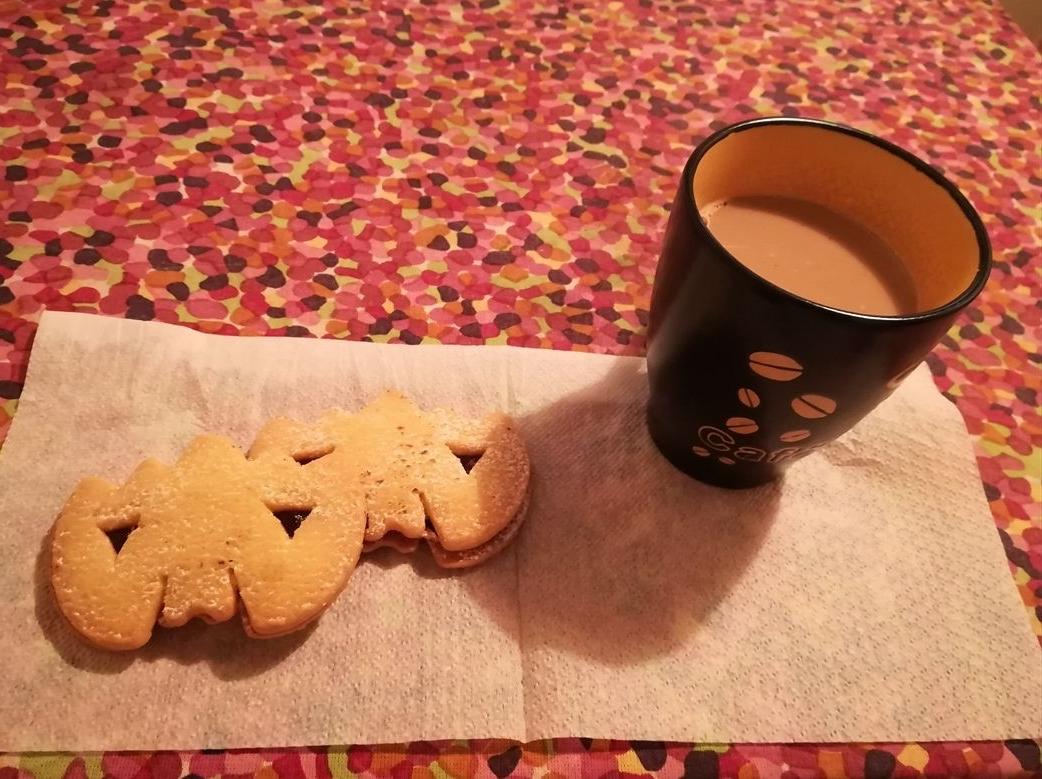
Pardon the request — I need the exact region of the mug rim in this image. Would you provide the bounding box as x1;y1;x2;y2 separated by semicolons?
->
684;116;992;323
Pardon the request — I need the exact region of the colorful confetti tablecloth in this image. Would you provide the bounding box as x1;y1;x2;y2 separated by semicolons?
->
1;0;1039;777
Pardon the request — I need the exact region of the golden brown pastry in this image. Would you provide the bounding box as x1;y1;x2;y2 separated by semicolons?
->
51;436;366;650
249;393;531;568
50;393;531;650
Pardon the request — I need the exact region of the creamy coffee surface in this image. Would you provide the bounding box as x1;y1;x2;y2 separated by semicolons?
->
701;195;918;316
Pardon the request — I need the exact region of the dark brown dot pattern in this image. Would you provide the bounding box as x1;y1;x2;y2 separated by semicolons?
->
0;0;1039;773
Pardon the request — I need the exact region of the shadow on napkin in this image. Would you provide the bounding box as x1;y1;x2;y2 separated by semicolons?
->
34;529;314;679
32;357;777;673
467;360;781;665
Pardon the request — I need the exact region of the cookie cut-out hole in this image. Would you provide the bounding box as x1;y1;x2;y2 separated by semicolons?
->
104;525;136;554
456;452;483;473
273;508;312;538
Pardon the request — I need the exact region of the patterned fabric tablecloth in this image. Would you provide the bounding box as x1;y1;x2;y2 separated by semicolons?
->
1;0;1039;777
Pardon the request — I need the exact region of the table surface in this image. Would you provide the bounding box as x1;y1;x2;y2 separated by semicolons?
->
0;0;1039;777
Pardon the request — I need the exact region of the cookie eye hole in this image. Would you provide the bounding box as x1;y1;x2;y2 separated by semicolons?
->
272;508;313;538
456;452;483;474
293;446;334;465
104;525;137;554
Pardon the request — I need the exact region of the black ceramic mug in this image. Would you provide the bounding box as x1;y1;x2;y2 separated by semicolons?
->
646;117;991;488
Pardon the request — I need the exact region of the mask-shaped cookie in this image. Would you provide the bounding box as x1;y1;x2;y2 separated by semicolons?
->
249;393;531;568
51;436;366;650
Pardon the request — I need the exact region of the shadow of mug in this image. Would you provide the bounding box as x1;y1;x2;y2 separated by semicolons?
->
36;360;778;669
466;360;781;665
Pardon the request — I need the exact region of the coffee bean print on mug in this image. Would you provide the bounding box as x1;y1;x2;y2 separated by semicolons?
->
791;394;837;419
737;388;761;408
748;352;803;381
726;416;759;434
690;351;838;468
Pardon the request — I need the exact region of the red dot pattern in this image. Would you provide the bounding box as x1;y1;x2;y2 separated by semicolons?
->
1;0;1039;775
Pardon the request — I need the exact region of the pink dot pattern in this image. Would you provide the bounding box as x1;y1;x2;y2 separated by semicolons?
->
1;0;1040;776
